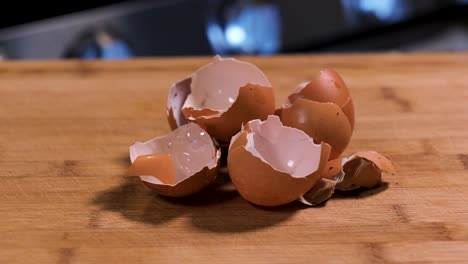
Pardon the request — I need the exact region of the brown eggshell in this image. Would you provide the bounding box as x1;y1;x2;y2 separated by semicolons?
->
298;178;338;206
336;151;395;191
129;123;221;197
353;151;396;174
300;151;394;205
338;158;380;190
228;125;249;152
341;97;355;131
228;116;331;206
277;98;352;160
321;158;344;180
287;69;354;130
167;108;179;131
141;166;218;197
183;83;275;142
299;158;344;206
166;56;276;141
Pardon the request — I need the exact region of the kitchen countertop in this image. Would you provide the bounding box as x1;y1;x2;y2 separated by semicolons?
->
1;53;468;263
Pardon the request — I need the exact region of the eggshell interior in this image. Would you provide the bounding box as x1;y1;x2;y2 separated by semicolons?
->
129;123;218;185
182;56;271;116
245;116;322;178
129;154;177;184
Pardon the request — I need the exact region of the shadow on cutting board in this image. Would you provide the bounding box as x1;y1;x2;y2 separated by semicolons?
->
332;182;389;200
92;172;307;233
93;155;388;232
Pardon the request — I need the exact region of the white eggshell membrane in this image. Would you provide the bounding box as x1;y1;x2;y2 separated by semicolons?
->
129;123;220;185
182;56;271;118
242;115;323;178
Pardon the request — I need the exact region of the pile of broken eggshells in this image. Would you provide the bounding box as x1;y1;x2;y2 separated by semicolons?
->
128;56;395;207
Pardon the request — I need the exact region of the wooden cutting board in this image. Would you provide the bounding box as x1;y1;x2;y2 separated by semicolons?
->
1;53;468;263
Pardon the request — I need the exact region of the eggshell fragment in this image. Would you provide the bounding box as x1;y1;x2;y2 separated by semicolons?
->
129;123;221;197
285;69;355;130
167;56;275;143
298;177;341;206
351;151;396;174
228;115;331;206
276;98;352;160
167;77;191;130
300;151;394;205
299;158;344;206
336;151;395;191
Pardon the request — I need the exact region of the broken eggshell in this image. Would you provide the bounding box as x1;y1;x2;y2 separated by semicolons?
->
299;151;395;206
276;98;352;160
285;69;355;131
336;151;395;191
228;115;331;207
167;56;275;143
298;158;344;206
167;77;191;130
128;123;221;197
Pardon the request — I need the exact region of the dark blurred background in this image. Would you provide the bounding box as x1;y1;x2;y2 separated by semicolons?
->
1;0;468;60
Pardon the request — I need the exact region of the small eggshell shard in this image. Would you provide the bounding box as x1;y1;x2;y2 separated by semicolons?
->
183;83;275;142
336;151;395;191
167;56;274;143
129;123;221;197
299;178;340;206
276;98;352;160
299;158;344;206
352;151;396;174
167;77;191;130
286;69;355;130
228;115;331;207
300;151;394;205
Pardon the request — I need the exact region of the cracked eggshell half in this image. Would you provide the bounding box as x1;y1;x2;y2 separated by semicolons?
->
227;115;331;206
276;98;352;160
285;69;355;131
167;56;275;143
128;123;221;197
336;151;395;191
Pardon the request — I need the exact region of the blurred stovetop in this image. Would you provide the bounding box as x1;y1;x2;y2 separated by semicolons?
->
0;0;467;60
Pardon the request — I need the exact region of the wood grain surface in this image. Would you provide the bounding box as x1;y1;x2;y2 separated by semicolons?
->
1;53;468;264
